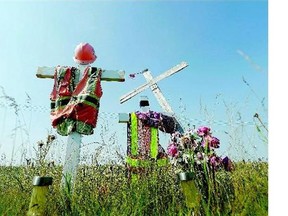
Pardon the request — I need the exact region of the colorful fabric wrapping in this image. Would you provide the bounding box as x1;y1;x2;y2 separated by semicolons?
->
50;66;102;136
126;111;178;169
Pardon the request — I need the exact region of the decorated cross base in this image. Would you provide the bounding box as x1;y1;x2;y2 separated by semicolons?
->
36;42;125;187
119;96;182;182
119;62;188;181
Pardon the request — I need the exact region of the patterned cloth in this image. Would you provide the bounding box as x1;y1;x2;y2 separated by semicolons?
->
50;66;102;136
126;111;178;162
126;111;179;181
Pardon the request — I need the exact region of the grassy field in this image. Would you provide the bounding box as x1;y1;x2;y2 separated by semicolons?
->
0;86;268;215
0;160;267;216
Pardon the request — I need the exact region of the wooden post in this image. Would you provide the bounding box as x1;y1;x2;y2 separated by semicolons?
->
36;59;125;188
27;176;53;216
62;131;82;187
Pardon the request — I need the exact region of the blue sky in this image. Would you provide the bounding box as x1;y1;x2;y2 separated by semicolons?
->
0;0;268;164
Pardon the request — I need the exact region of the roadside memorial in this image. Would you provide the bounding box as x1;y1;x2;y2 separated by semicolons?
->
119;62;188;180
119;96;180;181
120;62;188;133
36;42;125;186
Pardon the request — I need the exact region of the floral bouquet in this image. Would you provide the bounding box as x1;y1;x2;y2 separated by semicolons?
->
135;110;161;128
167;126;233;175
167;126;234;212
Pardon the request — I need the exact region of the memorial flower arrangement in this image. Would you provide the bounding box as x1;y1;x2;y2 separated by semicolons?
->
167;126;233;174
135;110;161;128
167;126;234;212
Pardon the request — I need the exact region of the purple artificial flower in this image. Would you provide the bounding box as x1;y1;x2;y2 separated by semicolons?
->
129;73;136;78
222;156;233;171
201;135;220;149
136;112;147;120
209;155;216;165
201;136;210;148
167;143;179;158
209;155;222;169
210;136;220;148
136;111;161;128
197;126;211;136
150;111;160;120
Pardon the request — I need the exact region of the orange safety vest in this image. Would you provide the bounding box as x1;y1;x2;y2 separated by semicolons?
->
50;66;102;135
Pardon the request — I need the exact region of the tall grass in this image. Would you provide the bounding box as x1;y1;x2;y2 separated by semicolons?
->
0;86;268;215
0;157;267;215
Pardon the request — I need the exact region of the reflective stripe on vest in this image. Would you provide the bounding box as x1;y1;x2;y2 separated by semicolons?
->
50;66;102;135
51;67;102;111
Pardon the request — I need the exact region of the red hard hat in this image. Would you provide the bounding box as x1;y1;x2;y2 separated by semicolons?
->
73;42;97;65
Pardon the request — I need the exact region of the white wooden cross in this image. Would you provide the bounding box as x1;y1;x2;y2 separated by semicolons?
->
36;63;125;187
120;61;188;132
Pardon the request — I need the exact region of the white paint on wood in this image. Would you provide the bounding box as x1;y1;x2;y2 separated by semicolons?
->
61;65;86;186
142;70;174;114
120;61;188;104
36;66;125;82
61;132;82;186
143;70;184;132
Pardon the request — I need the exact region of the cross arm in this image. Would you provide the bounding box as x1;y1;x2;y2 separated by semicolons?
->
120;61;188;104
118;113;130;123
36;66;125;82
142;70;174;114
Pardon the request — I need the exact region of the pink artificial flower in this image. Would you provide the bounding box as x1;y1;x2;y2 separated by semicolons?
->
167;143;179;157
201;136;210;148
210;136;220;148
136;112;147;120
197;126;211;136
210;155;216;165
201;135;220;149
209;155;222;169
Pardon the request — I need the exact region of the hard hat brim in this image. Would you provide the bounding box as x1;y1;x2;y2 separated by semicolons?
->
73;57;96;65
